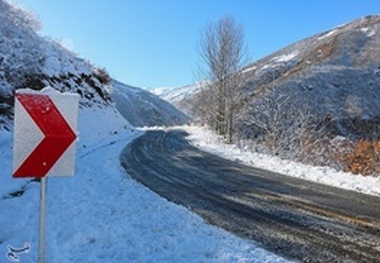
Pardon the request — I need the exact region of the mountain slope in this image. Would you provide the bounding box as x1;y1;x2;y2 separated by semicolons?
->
236;15;380;168
151;83;201;117
238;14;380;127
111;80;189;127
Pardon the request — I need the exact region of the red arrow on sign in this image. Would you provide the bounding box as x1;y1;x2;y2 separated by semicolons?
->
13;93;77;178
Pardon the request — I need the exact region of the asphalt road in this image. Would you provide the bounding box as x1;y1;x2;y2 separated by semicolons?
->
120;129;380;263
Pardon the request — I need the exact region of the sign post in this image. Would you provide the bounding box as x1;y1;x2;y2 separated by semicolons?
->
13;88;79;263
38;177;47;263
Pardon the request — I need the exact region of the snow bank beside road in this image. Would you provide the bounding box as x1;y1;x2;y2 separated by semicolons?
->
182;125;380;197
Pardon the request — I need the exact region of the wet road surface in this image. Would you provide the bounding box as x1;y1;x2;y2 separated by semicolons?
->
120;130;380;262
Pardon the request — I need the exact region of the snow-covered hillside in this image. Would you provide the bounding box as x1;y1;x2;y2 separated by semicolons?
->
237;14;380;131
0;0;112;132
237;15;380;174
174;14;380;175
111;80;188;127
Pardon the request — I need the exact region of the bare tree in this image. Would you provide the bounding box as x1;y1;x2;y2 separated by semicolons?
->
197;15;248;142
247;92;292;155
245;90;334;164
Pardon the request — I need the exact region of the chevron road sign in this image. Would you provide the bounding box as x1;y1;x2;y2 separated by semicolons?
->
13;88;79;178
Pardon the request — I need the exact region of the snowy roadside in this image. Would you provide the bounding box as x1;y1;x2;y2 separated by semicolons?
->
179;125;380;197
0;108;290;263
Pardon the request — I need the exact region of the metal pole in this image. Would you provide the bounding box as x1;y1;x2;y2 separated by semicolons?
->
38;177;47;263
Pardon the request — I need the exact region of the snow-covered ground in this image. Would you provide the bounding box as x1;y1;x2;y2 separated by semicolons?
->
180;125;380;197
0;106;290;262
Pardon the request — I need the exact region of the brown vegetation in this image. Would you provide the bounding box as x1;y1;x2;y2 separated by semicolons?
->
94;67;111;85
345;139;380;176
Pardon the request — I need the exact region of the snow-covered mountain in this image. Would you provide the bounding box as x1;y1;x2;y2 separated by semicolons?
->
111;80;188;127
152;83;200;105
151;83;202;117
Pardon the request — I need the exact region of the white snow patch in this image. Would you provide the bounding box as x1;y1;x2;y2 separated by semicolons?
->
272;51;299;63
261;64;272;70
368;30;376;37
361;27;369;32
242;65;257;74
318;29;337;40
360;27;376;37
42;56;62;76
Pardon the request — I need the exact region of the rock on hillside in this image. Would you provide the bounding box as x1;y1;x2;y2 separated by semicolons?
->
111;80;188;127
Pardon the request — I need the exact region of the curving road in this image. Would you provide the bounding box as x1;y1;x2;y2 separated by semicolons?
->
120;129;380;262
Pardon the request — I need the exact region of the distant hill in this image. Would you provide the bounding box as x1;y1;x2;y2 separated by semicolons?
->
173;14;380;174
111;80;188;127
151;83;201;118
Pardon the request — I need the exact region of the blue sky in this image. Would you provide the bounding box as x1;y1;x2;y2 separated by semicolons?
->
14;0;380;88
